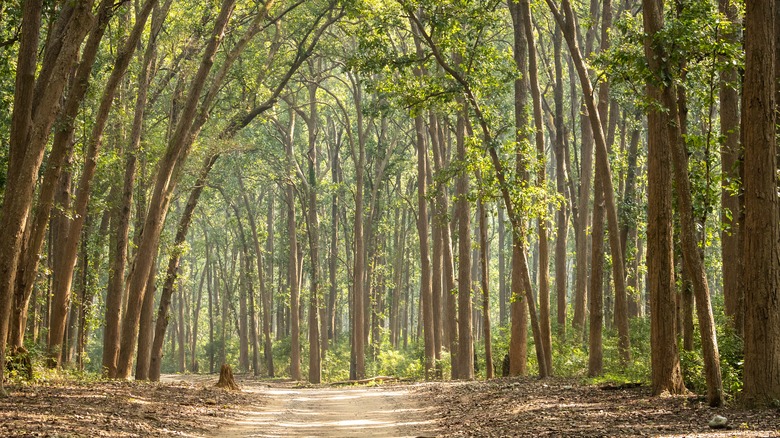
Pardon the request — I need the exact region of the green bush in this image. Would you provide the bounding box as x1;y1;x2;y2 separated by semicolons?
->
680;309;743;400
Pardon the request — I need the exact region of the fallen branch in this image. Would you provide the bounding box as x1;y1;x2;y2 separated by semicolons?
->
599;382;642;391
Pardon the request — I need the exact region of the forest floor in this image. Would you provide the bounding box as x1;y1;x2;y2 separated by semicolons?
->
423;377;780;437
1;373;780;437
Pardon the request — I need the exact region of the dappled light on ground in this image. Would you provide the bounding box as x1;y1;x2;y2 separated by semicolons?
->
424;378;780;437
216;384;439;437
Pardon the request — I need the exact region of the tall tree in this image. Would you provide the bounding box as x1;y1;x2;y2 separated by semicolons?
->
0;0;93;392
742;0;780;406
642;0;686;396
115;0;239;378
718;0;742;335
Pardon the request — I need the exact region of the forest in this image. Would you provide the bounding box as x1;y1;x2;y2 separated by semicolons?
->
1;0;780;434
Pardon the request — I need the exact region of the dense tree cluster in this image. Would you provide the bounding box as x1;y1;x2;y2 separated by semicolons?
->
0;0;778;407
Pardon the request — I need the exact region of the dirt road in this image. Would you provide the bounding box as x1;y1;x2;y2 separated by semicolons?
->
215;381;440;437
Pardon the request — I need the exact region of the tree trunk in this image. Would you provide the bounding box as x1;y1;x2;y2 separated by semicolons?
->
719;0;743;336
285;111;302;381
641;0;686;397
134;249;158;380
0;0;92;392
305;78;322;384
552;25;569;339
507;0;549;378
478;196;493;379
414;107;436;379
547;0;630;363
327;137;341;349
351;75;367;380
498;207;508;328
454;109;473;380
177;279;186;373
191;263;205;373
264;197;276;376
588;170;605;377
429;114;459;378
622;128;642;318
742;0;780;406
48;0;157;368
115;0;237;379
521;0;552;375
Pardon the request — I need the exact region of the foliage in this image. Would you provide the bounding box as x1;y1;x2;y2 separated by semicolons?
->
680;307;743;400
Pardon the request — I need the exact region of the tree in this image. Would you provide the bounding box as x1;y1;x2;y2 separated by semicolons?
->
741;0;780;406
0;0;95;393
115;0;239;378
642;0;686;397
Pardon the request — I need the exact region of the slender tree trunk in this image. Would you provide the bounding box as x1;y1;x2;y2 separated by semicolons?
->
305;78;322;384
588;169;605;377
351;76;367;380
237;228;250;373
521;0;552;375
478;196;493;379
454;109;473;380
507;0;549;378
641;0;686;396
552;25;569;339
547;0;630;363
622;128;642;318
429;114;459;378
135;254;158;379
285;112;302;381
265;197;276;376
327;138;341;348
413;108;436;379
48;0;157;367
719;0;743;336
191;263;205;373
177;279;186;373
115;0;237;379
207;236;215;373
498;207;508;328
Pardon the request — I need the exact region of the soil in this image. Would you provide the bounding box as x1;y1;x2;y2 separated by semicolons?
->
421;377;780;437
1;374;779;437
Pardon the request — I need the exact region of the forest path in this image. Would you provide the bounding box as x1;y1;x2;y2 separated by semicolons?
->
213;380;440;437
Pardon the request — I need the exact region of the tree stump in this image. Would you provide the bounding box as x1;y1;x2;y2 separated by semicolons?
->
215;364;240;391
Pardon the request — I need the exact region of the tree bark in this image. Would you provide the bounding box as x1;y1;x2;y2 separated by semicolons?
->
521;0;552;375
429;114;459;378
305;77;322;384
588;169;605;377
285;111;302;381
742;0;780;406
641;0;686;397
552;25;569;339
478;195;493;379
719;0;743;336
454;109;473;380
